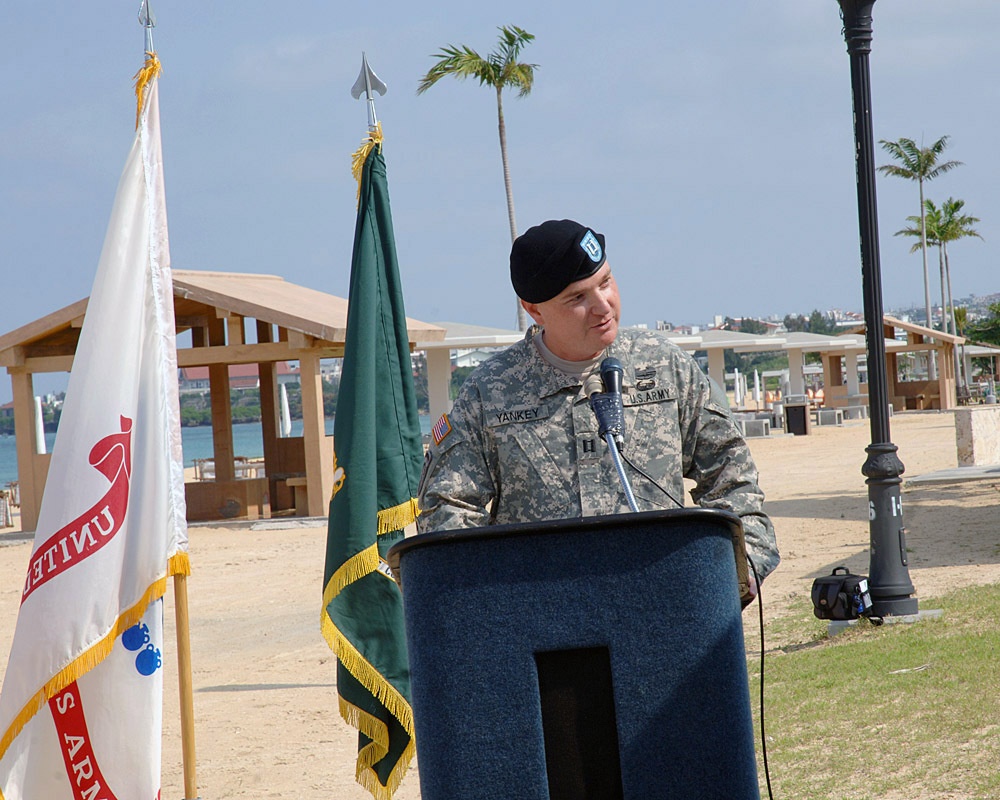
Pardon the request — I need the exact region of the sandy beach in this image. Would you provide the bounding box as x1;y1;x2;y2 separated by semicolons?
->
1;409;998;798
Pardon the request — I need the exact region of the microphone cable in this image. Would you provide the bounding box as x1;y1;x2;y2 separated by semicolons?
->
748;557;775;800
617;450;684;510
620;446;775;798
590;358;774;795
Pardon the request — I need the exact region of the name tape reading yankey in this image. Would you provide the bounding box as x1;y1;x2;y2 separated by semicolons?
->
22;417;133;604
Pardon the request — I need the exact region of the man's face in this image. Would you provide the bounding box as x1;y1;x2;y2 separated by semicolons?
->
522;263;621;361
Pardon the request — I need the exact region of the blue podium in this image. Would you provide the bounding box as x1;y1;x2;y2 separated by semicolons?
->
387;508;760;800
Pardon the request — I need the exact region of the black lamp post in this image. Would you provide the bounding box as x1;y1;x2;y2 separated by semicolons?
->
838;0;918;616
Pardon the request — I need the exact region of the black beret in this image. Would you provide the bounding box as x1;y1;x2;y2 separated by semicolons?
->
509;219;607;303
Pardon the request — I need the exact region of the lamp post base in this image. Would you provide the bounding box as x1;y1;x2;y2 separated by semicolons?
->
828;607;943;637
870;594;919;618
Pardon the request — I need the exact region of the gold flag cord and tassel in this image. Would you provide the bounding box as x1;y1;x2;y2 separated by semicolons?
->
133;51;163;129
351;122;384;204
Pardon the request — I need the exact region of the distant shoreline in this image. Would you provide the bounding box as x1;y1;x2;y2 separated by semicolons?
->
1;415;431;486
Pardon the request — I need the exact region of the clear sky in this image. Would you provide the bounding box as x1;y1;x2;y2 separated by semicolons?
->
1;1;997;404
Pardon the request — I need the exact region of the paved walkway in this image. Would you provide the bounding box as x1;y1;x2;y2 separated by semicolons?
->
907;463;1000;485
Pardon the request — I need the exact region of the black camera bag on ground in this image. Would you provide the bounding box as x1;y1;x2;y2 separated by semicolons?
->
811;566;874;620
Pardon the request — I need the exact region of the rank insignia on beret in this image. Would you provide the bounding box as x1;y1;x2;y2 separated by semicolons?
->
580;230;603;263
431;413;452;445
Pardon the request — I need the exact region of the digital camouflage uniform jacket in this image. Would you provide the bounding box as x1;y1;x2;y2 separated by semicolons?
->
417;326;780;581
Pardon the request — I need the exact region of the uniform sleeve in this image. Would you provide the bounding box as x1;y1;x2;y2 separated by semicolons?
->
680;367;780;581
416;385;497;533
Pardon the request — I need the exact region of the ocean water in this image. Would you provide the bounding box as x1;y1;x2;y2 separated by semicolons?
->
0;415;431;487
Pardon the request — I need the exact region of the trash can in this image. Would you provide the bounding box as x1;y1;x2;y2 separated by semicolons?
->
784;402;811;436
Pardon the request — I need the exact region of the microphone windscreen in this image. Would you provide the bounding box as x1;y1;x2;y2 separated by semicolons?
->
600;357;624;395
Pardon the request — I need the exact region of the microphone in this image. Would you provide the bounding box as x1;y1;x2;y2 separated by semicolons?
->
589;357;625;449
600;357;624;397
588;357;638;511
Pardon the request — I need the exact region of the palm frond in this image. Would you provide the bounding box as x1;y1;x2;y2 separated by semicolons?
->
928;135;952;154
504;63;536;97
877;163;915;179
938;197;985;243
497;25;535;61
417;27;536;98
417;45;493;94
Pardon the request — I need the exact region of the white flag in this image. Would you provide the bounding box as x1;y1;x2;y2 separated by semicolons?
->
0;67;189;800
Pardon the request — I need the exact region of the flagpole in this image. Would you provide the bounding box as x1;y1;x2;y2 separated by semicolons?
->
137;3;200;796
139;0;156;54
322;55;418;798
174;573;200;800
350;52;387;132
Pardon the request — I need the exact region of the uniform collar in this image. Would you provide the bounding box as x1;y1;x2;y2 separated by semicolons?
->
523;326;591;399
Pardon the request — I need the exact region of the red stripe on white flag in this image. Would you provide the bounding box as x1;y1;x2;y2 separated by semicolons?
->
23;419;133;603
49;683;121;800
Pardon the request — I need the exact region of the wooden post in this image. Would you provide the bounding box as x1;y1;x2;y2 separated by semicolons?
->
173;572;199;800
207;317;235;482
225;314;245;347
256;321;281;505
297;350;328;517
10;370;39;531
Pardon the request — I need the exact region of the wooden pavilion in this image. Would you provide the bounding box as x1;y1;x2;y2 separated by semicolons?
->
833;315;964;411
0;270;444;531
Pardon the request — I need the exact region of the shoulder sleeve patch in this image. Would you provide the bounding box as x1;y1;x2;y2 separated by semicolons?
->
431;413;452;445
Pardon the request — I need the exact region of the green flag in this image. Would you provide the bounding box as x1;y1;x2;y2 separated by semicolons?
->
322;126;420;800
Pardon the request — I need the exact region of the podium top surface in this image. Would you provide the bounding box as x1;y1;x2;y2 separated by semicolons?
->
387;507;743;578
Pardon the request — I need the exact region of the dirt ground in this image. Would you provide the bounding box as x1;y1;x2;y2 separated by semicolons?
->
1;409;997;799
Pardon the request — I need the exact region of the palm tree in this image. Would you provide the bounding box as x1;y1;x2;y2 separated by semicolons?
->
938;198;982;390
953;306;967;336
895;205;947;382
936;197;982;334
418;26;538;331
895;201;948;333
953;305;971;392
878;136;962;378
896;197;982;388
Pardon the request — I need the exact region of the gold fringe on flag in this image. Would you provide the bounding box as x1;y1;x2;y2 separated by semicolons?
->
342;696;416;800
323;615;415;800
321;499;417;599
0;553;191;761
170;550;192;577
376;497;420;536
320;536;416;799
331;628;414;735
324;542;381;602
133;51;163;129
351;122;384;205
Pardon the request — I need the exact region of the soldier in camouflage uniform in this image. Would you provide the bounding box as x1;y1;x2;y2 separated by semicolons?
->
417;219;779;588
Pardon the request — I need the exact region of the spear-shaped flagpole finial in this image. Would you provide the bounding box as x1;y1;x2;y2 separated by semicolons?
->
350;52;387;130
138;0;156;55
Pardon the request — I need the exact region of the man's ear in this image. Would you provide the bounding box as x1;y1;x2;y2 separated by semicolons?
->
521;299;544;326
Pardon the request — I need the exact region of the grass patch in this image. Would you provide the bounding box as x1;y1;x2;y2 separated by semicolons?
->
747;583;1000;799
